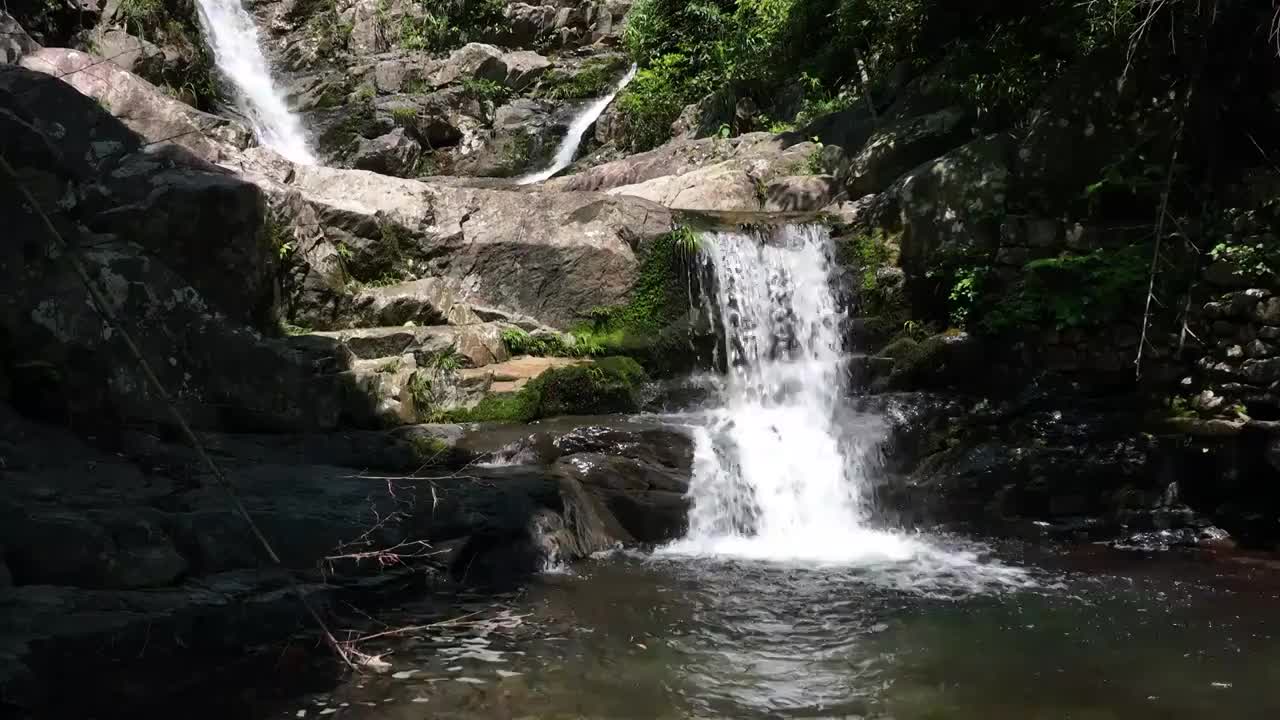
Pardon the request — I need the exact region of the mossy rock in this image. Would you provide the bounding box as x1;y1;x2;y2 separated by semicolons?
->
446;357;649;423
878;336;919;361
889;332;983;390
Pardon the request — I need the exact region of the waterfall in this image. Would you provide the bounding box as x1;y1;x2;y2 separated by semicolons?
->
194;0;316;165
663;224;919;564
515;64;637;185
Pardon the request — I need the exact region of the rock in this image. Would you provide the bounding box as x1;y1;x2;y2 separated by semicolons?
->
552;132;800;193
258;164;675;329
351;127;423;177
880;134;1011;314
1016;46;1175;214
432;43;550;91
504;3;560;46
1267;436;1280;473
1203;260;1255;288
1241;358;1280;385
553;446;691;543
1246;339;1277;359
846;106;970;195
671;89;737;140
1254;296;1280;324
889;332;986;390
603;139;840;212
79;144;275;329
500;50;552;91
20;48;252;163
310;325;460;360
764;175;841;212
451;97;568;177
1;11;40;65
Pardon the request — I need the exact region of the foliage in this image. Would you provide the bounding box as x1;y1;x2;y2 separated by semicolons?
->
615;0;1167;141
982;247;1150;332
500;131;534;174
460;78;511;104
947;265;987;328
117;0;165;34
614;53;693;152
390;0;505;52
397;11;450;51
1209;237;1278;280
390;105;418;123
536;56;631;100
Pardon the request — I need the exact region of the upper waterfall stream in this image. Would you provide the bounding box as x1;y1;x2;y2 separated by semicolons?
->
515;64;637;185
194;0;315;164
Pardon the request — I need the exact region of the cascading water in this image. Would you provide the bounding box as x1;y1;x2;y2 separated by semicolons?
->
663;224;1006;573
194;0;316;164
515;65;637;185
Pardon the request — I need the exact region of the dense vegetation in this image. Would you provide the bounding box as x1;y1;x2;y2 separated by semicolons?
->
612;0;1280;370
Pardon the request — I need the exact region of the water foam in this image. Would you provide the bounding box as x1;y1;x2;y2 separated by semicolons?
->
194;0;316;164
515;65;637;185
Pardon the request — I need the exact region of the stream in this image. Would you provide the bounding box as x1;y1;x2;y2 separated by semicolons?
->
278;225;1280;718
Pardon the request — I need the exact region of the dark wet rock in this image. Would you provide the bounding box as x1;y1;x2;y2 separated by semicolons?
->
871;391;1280;548
888;332;986;390
554;452;690;544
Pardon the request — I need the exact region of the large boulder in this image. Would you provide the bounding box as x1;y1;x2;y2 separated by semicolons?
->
432;43;551;91
0;66;342;432
845;106;970;196
19;48;252;163
877;134;1012;315
243;162;676;330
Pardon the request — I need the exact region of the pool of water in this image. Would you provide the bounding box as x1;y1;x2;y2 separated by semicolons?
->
283;541;1280;719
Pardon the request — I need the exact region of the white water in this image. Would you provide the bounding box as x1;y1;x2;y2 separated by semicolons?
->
661;225;1031;589
194;0;316;164
515;64;637;185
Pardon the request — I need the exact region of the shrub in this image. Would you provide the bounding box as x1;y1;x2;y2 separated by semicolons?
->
614;54;692;152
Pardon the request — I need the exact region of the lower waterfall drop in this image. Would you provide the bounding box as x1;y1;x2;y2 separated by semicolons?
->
664;223;919;564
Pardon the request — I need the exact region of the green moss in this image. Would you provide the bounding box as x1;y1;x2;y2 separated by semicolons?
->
408;435;450;465
442;357;649;423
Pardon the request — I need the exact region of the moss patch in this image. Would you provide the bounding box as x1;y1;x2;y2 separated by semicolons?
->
443;357;648;423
